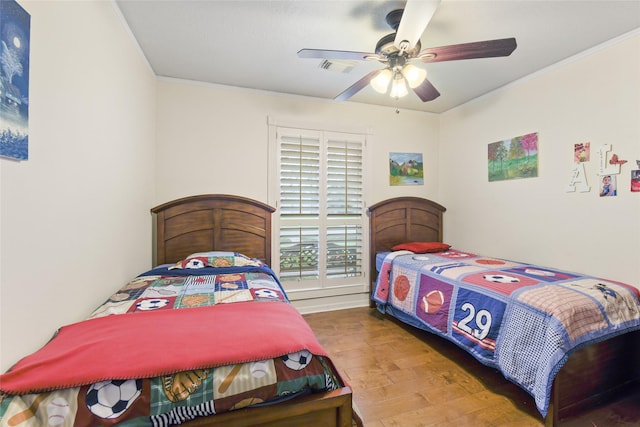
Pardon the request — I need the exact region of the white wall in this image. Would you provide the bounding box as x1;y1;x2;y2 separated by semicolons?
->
154;80;441;312
155;79;440;208
0;1;157;372
439;32;640;285
3;0;637;376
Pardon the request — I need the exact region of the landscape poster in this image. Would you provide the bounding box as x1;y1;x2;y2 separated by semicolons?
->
0;0;30;161
488;132;538;182
389;152;424;186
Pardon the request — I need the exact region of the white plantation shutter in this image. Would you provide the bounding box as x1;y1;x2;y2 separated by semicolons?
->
278;131;321;282
279;226;320;280
327;137;363;216
275;127;365;287
279;135;320;216
325;135;363;279
326;225;362;279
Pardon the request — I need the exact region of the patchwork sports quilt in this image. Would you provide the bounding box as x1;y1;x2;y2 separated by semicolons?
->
0;252;344;426
373;249;640;417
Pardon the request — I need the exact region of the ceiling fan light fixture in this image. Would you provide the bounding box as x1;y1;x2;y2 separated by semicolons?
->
389;75;408;98
371;69;392;93
402;64;427;88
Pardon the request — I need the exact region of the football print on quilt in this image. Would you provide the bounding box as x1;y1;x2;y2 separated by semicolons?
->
416;275;454;333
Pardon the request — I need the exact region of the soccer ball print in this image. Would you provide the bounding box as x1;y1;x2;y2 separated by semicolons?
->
483;274;520;283
252;288;284;300
184;258;206;269
86;379;142;419
281;350;312;370
463;271;537;296
129;297;175;312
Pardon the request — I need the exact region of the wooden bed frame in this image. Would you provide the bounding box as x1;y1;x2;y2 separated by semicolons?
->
151;194;356;427
368;196;640;426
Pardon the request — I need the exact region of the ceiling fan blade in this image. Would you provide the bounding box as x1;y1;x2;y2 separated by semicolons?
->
335;69;382;101
417;38;517;63
394;0;441;51
412;77;440;102
297;48;382;61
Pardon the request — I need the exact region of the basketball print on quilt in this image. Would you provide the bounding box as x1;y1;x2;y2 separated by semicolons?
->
390;266;417;313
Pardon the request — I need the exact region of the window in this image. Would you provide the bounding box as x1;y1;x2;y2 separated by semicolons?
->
269;125;367;296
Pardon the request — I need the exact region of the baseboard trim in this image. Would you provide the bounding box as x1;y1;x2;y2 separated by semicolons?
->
291;292;370;315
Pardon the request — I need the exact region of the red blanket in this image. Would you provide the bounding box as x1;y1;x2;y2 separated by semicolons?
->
0;302;327;394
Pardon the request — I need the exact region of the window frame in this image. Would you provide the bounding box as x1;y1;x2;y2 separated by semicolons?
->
268;119;369;300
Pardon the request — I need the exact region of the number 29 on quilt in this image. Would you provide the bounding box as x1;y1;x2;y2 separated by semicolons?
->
451;289;506;361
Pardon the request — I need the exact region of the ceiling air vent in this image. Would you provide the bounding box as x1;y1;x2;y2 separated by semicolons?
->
318;59;357;74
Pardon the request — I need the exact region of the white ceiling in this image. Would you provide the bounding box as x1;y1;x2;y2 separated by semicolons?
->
115;0;640;114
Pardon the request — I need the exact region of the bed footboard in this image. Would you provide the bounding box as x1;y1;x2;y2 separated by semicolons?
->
551;330;640;425
182;387;354;426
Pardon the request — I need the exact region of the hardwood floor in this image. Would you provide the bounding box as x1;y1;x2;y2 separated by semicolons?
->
303;307;640;427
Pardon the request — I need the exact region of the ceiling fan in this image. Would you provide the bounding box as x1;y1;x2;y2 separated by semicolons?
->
297;0;517;103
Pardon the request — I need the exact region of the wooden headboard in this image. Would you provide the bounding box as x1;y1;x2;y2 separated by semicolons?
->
367;197;446;297
151;194;276;265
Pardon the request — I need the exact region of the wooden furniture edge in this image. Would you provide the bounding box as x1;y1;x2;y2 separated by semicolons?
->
151;194;275;265
181;386;354;427
367;196;446;306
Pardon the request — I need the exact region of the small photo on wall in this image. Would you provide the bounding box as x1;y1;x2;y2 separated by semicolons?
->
389;152;424;186
631;170;640;193
574;142;590;163
599;175;617;197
